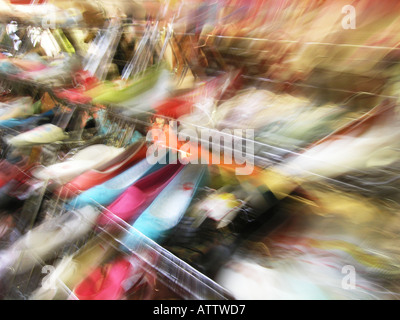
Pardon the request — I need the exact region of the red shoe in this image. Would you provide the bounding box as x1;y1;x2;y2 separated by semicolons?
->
55;88;93;104
74;254;156;300
56;140;147;199
97;162;184;227
154;98;193;119
55;70;99;104
152;69;243;120
0;157;31;188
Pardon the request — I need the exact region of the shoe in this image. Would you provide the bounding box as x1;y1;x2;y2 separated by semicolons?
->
32;144;124;185
91;65;164;105
118;68;172;115
55;71;99;104
189;187;244;229
0;205;100;276
74;253;157;300
0;96;34;120
97;162;185;227
0;157;30;188
29;233;117;300
55;139;147;198
280;100;400;181
20;54;81;87
73;256;134;300
0;160;38;211
165;183;293;279
7;123;69;147
215;258;329;300
153;98;193;119
80;81;117;102
0;108;55;129
9;57;47;72
166;72;242;128
119;164;208;247
55;87;93;104
65;155;165;210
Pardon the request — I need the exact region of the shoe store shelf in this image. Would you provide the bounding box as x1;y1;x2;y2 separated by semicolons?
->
0;186;234;300
1;1;400;301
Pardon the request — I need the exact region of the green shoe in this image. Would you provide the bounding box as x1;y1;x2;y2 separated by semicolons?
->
91;65;164;105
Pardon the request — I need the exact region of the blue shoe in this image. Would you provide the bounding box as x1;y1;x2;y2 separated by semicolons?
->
119;164;208;248
66;158;165;210
0;118;24;128
0;109;55;129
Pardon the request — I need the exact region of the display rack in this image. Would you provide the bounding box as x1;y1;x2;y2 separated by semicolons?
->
1;0;400;301
0;67;236;301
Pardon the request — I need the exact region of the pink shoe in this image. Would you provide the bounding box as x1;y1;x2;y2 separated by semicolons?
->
97;163;184;227
73;257;134;300
74;254;157;300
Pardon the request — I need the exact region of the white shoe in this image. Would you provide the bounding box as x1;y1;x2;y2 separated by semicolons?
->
0;205;100;276
8;123;69;147
33;144;124;185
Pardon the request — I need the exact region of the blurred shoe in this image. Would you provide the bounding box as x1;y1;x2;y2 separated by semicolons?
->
0;160;37;211
20;54;81;87
177;70;243;131
56;139;147;198
120;164;207;247
165;187;243;248
0;157;29;188
55;71;99;104
216;258;329;300
281;100;400;180
73;256;134;300
256;103;352;151
153;98;193;119
0;96;34;120
0;205;100;276
98;162;184;227
0;108;55;129
81;81;118;102
29;233;117;300
9;57;47;72
91;65;164;105
65;157;164;210
55;87;93;104
32;144;124;185
207;193;243;228
166;183;293;278
74;253;157;300
8;123;69;147
118;68;172;115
